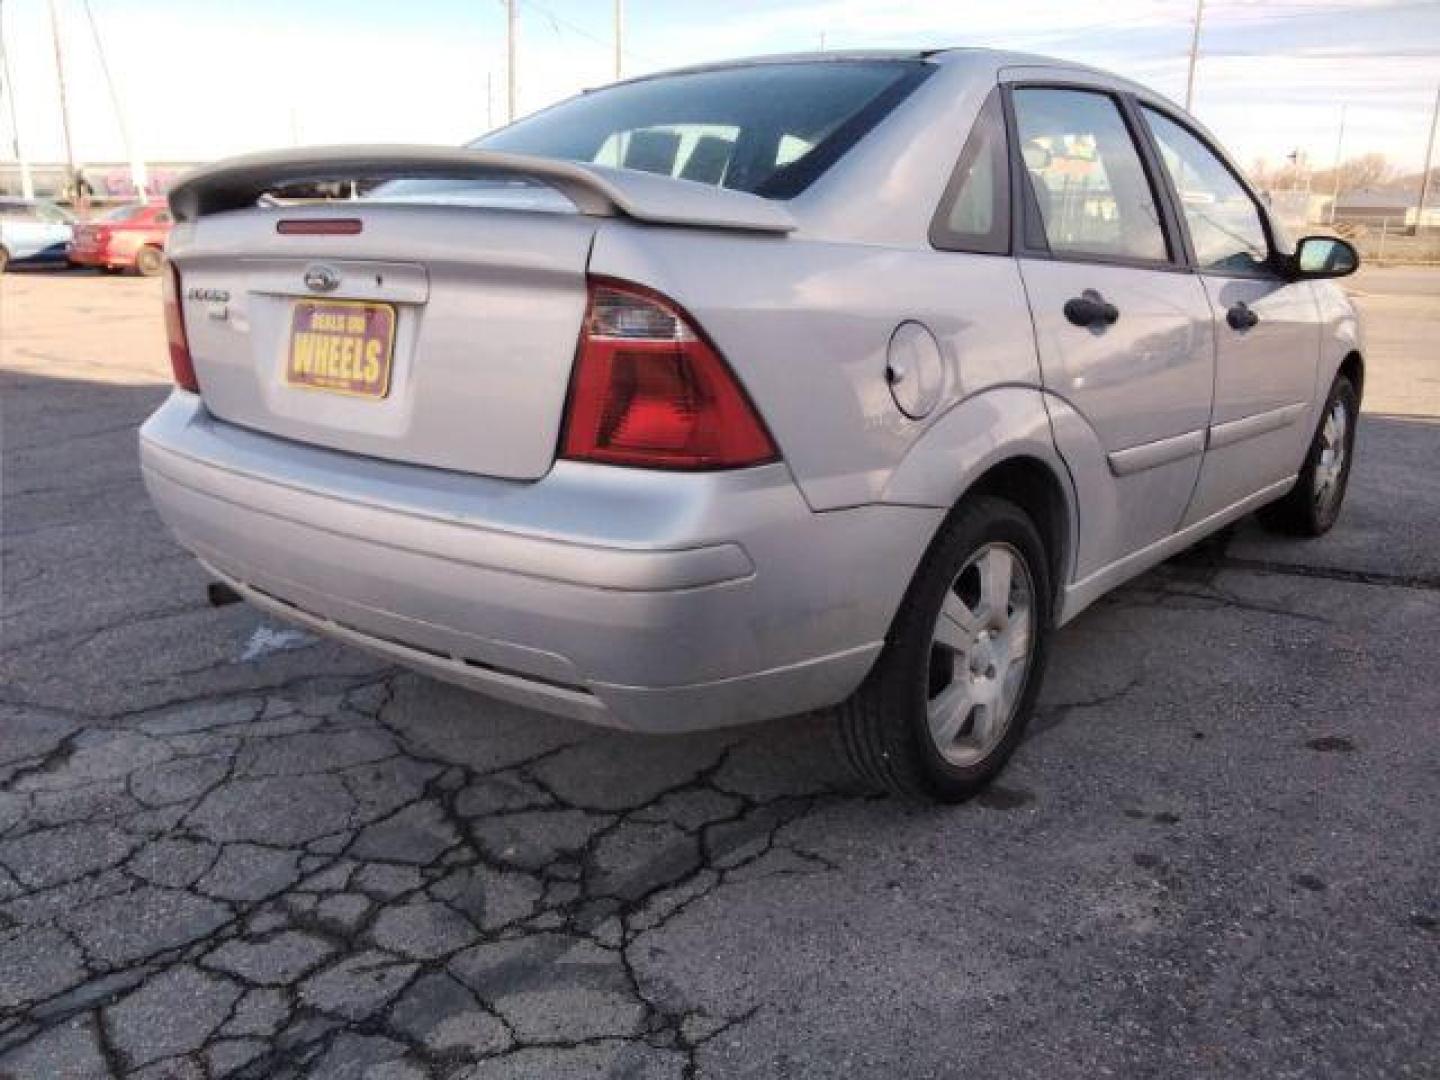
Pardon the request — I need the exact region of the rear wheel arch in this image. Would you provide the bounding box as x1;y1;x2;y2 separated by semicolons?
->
956;456;1071;606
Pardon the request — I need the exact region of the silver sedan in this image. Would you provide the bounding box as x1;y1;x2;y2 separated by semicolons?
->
142;48;1363;801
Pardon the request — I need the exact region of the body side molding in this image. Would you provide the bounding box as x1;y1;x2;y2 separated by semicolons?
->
1208;401;1308;451
1107;429;1206;476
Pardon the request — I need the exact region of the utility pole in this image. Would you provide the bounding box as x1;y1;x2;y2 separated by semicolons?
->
1328;105;1348;226
506;0;517;123
81;0;144;198
613;0;622;81
48;0;78;184
1183;0;1204;112
1418;85;1439;232
0;0;33;199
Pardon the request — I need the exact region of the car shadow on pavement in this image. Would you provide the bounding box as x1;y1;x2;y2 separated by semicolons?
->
3;366;1438;1078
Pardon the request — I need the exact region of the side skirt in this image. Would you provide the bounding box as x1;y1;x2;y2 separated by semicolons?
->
1056;474;1296;626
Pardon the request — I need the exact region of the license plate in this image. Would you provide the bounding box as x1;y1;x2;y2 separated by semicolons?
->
286;300;396;399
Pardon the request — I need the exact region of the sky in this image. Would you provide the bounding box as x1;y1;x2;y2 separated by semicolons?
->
1;0;1438;182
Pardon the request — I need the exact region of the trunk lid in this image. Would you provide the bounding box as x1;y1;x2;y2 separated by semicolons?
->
173;202;596;480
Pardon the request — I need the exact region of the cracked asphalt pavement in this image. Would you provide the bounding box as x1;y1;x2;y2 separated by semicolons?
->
1;267;1437;1078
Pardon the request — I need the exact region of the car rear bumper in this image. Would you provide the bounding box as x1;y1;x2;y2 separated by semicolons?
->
139;392;942;732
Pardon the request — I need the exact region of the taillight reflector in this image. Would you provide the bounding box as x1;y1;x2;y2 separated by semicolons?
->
276;218;363;235
560;280;778;470
162;264;200;393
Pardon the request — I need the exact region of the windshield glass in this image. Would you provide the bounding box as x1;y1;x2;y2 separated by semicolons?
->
103;204;148;222
474;60;928;199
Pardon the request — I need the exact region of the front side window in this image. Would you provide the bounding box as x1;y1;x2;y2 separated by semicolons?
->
930;90;1009;254
473;60;931;199
1012;87;1168;263
1142;108;1270;274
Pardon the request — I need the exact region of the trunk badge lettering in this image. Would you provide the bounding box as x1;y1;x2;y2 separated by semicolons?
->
304;265;341;293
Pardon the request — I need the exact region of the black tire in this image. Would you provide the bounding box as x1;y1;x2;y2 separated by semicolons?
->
1257;374;1358;537
833;496;1053;802
134;246;165;277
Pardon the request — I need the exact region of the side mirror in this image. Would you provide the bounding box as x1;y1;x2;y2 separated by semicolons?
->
1290;235;1359;280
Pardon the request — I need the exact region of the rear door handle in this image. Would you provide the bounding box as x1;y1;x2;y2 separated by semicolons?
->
1064;290;1120;328
1226;302;1260;331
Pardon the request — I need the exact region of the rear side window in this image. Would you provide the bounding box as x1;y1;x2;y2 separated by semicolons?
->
931;90;1010;254
36;204;64;223
1012;87;1169;263
1141;107;1270;275
475;61;932;199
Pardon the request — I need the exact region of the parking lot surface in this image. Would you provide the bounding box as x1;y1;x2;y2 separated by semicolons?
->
1;266;1436;1078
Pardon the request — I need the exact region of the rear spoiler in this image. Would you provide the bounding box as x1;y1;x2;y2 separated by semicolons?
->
167;145;797;235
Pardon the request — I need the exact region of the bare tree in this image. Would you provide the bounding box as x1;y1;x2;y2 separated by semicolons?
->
1312;153;1399;196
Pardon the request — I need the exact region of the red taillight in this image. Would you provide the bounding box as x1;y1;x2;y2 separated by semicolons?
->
162;264;200;393
560;280;778;470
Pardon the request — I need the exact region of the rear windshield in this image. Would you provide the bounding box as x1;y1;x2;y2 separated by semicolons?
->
472;60;930;199
103;204;148;222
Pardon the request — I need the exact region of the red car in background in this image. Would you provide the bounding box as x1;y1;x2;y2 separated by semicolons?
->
70;201;173;275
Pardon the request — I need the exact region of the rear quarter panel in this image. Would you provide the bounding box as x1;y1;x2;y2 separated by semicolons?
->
589;226;1043;511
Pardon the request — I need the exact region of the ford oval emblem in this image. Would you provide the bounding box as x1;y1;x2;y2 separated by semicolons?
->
304;264;340;293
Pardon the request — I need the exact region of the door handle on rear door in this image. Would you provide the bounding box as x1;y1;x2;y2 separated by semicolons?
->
1063;290;1120;328
1226;302;1260;331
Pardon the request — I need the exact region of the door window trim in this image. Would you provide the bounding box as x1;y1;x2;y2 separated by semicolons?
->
1000;79;1189;273
1128;98;1284;280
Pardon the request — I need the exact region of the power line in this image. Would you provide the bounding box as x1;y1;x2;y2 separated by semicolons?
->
47;0;76;178
1418;84;1439;216
0;0;33;198
515;0;657;67
80;0;144;196
506;0;516;122
1184;0;1205;110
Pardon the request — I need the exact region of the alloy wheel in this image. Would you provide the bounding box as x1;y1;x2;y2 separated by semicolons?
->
925;543;1036;767
1313;397;1349;514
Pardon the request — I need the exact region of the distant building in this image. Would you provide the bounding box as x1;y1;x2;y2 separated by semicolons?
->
1333;188;1440;231
0;162;199;202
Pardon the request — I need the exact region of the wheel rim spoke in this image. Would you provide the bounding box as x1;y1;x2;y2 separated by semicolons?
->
937;592;982;646
1003;608;1032;665
977;548;1013;625
927;680;973;746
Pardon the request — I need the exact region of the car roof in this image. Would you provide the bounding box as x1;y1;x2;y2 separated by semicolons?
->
611;47;1162;104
